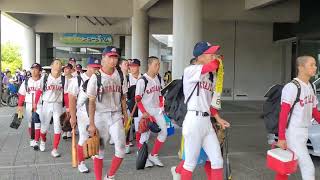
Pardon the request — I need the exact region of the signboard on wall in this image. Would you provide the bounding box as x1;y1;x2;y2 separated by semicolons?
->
57;33;113;46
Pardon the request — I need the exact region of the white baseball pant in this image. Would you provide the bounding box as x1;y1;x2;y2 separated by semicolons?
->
286;127;315;180
40;102;63;134
134;111;142;131
95;111;126;159
77;109;90;146
182;111;223;172
139;108;167;144
25;103;42;130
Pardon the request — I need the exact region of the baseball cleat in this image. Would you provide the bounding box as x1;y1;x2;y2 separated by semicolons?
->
171;166;181;180
78;161;89;173
145;158;154;168
148;154;164;167
51;149;61;158
67;131;72;138
125;145;131;154
39;141;46;152
33;141;39;151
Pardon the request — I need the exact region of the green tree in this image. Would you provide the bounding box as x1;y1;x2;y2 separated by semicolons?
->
1;42;22;72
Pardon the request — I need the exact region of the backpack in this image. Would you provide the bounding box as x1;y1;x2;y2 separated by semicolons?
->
127;74;143;117
262;79;316;134
162;73;214;127
42;74;66;106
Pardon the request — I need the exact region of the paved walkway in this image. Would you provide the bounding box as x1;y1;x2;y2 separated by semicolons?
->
0;101;319;180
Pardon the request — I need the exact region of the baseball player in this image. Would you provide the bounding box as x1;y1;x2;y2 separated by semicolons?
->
119;58;129;76
171;57;221;180
126;59;142;153
68;57;101;173
135;56;166;168
62;63;74;139
76;64;83;74
68;58;78;77
17;63;43;150
109;58;130;147
278;56;320;180
179;42;230;180
87;46;128;180
34;59;69;158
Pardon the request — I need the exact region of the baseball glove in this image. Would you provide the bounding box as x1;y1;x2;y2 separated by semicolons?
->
211;117;225;145
60;112;72;132
138;117;149;133
9;111;23;129
83;131;100;159
148;121;161;133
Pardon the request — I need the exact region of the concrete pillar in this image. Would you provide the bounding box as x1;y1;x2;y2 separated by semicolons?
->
125;36;132;59
36;34;40;64
132;0;149;73
22;28;36;70
172;0;202;79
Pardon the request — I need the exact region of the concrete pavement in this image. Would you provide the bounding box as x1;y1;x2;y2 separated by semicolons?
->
0;101;319;180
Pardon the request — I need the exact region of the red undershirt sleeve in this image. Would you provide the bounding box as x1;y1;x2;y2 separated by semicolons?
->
278;102;291;140
135;95;146;113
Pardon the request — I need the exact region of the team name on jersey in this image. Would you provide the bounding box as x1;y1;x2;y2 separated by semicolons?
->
46;85;63;91
100;85;122;93
199;81;213;92
299;95;315;107
146;85;161;94
27;87;38;93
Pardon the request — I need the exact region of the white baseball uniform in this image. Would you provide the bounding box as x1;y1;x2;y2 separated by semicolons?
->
135;73;167;144
281;78;318;180
182;65;222;172
87;69;128;159
40;74;68;135
18;78;42;131
128;73;143;130
68;73;90;145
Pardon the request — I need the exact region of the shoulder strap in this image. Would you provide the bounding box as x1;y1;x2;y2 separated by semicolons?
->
141;76;148;94
77;75;82;88
95;71;102;90
61;75;66;107
157;74;161;83
61;75;66;92
126;74;130;87
186;82;200;105
95;71;103;102
209;72;214;82
286;79;301;128
25;77;29;92
117;68;124;86
42;74;48;92
310;80;316;95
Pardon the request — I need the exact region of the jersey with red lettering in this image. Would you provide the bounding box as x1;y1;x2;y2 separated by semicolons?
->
281;78;318;128
18;78;42;103
183;65;216;112
67;73;89;111
41;74;68;103
135;73;162;110
86;69;128;112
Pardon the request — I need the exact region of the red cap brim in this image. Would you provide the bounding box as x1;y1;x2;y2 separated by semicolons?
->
106;52;119;57
204;45;220;55
88;64;101;68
